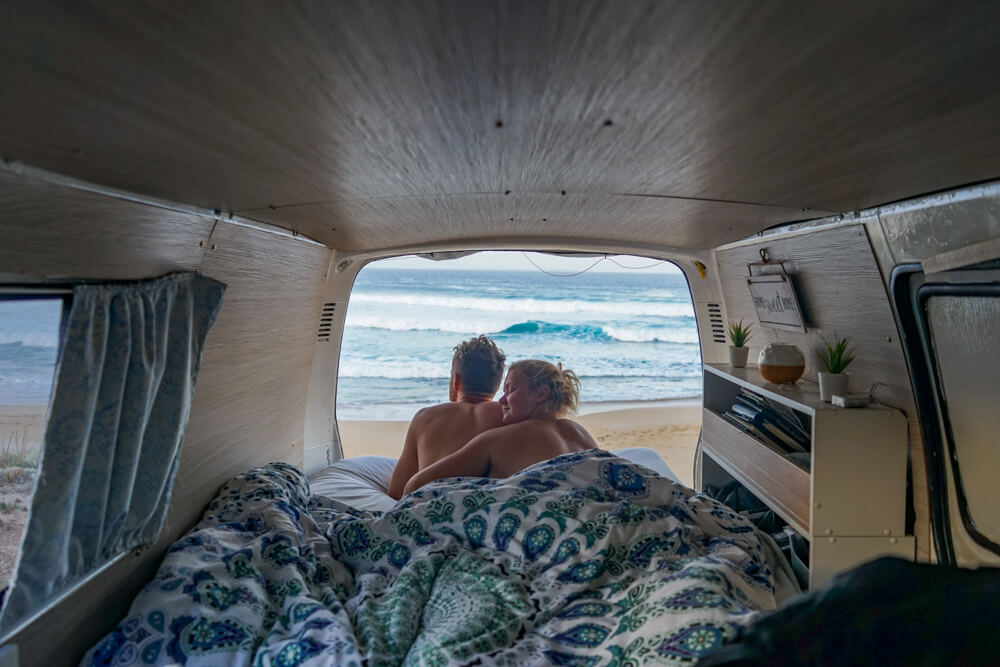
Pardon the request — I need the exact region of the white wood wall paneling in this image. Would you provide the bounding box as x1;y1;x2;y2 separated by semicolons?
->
173;222;330;522
0;168;210;280
714;225;930;560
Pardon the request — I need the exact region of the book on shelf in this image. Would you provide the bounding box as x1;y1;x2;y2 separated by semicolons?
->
721;411;792;453
735;390;810;446
723;389;811;455
758;420;808;454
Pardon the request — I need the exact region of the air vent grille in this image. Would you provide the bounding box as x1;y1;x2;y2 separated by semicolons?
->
317;302;336;341
707;303;726;343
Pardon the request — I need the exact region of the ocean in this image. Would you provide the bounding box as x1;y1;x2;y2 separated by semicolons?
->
0;268;704;416
337;267;702;420
0;299;63;405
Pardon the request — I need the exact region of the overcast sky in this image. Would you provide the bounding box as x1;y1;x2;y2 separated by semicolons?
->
369;251;682;274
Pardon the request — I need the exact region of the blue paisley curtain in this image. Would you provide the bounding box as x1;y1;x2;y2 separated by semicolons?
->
0;272;224;634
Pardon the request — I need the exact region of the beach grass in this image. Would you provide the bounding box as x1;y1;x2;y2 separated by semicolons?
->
0;405;45;469
0;406;42;587
0;498;22;513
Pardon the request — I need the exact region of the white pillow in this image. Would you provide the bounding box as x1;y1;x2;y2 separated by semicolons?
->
611;447;682;484
309;456;398;512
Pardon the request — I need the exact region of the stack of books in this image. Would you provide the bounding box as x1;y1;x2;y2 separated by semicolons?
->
721;388;811;456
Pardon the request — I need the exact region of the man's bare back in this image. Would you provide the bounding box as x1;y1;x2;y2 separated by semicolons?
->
387;400;502;498
388;335;507;499
411;400;504;469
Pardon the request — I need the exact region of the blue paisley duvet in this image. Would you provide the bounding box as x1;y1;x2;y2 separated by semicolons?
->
84;450;796;666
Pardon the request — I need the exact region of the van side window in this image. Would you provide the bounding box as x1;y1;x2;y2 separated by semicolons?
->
895;264;1000;563
0;296;65;592
922;292;1000;552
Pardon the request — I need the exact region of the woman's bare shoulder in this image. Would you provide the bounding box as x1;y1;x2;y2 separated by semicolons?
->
477;419;555;445
554;418;588;433
556;418;599;446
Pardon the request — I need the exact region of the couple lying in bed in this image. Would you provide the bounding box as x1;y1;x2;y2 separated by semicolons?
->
388;335;598;498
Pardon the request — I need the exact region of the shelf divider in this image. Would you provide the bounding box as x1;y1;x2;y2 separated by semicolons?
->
701;409;811;536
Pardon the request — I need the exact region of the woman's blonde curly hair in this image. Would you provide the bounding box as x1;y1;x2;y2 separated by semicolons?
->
509;359;581;418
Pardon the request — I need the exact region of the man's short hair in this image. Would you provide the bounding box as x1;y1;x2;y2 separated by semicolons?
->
452;336;506;396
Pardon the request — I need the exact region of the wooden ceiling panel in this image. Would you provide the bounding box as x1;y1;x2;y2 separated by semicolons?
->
0;1;998;251
239;193;823;252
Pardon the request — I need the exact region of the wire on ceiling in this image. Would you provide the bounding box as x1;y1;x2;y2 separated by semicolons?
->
522;253;667;277
604;256;667;270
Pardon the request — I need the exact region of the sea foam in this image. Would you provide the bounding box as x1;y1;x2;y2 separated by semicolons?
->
346;316;699;344
0;334;59;348
350;292;694;318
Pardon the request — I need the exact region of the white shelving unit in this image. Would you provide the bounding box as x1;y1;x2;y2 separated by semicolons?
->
699;363;915;589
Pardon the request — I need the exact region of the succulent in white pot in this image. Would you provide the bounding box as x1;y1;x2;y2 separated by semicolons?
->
727;319;752;368
817;334;856;402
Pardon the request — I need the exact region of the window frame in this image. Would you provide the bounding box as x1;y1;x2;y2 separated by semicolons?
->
891;264;1000;562
333;251;699;449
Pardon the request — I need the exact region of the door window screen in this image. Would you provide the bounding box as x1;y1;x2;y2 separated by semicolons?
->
924;293;1000;550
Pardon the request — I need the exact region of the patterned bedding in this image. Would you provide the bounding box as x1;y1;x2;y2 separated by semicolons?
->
83;450;795;666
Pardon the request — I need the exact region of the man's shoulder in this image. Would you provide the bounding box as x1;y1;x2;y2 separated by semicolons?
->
414;400;494;420
413;402;454;421
433;400;501;414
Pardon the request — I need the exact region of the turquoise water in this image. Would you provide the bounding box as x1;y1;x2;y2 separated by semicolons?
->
0;299;62;405
337;267;702;420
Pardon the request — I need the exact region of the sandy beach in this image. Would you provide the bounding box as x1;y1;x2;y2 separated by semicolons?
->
337;399;702;487
0;404;47;460
0;404;45;587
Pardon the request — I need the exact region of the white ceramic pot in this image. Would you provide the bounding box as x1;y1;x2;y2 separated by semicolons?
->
758;343;805;383
728;346;749;368
818;372;849;402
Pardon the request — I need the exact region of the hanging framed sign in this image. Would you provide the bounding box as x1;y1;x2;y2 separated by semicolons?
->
746;252;807;331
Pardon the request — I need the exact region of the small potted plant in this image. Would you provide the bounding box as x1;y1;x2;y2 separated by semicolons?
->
817;334;856;402
727;318;752;368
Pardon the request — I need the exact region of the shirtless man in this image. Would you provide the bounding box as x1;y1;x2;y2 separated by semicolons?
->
402;359;597;495
387;336;506;499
